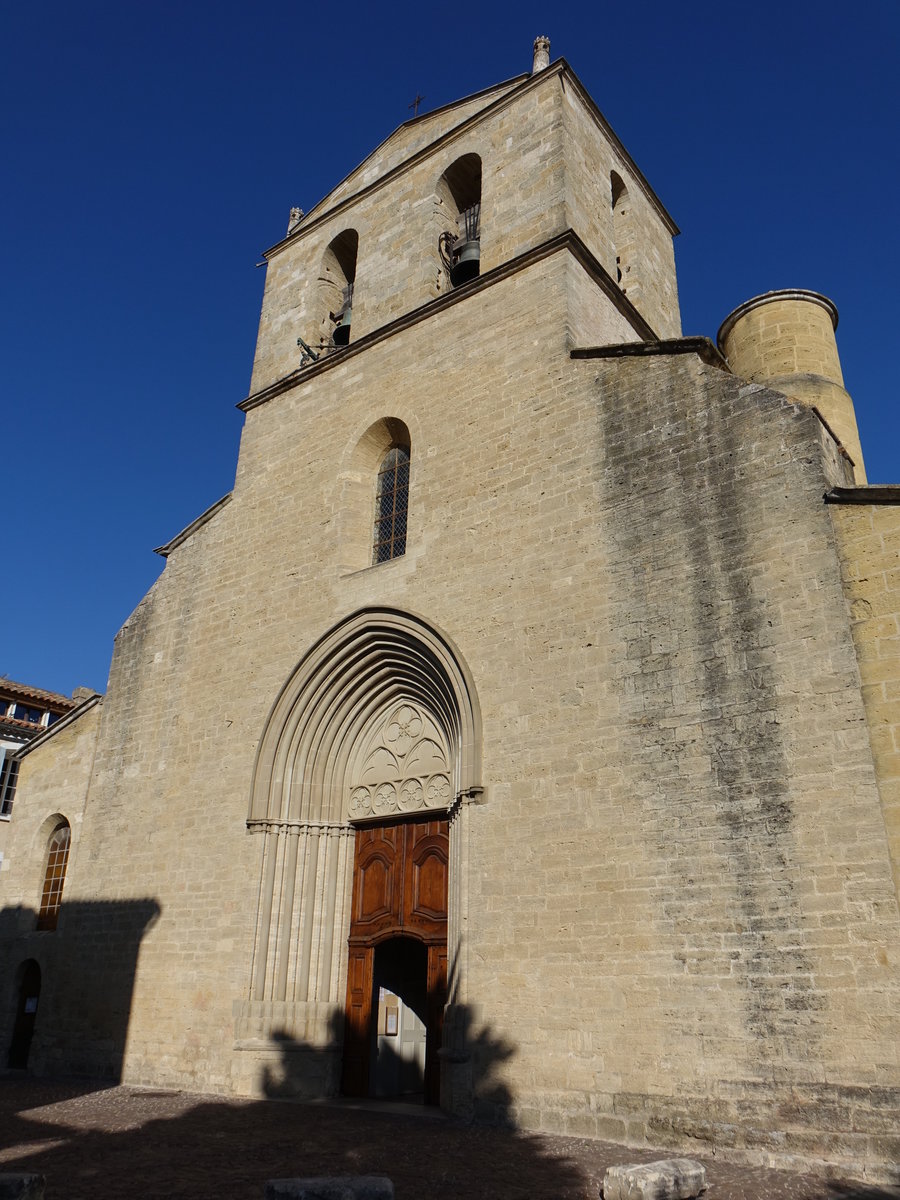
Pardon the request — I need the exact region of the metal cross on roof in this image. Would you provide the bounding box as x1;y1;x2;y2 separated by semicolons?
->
408;93;425;117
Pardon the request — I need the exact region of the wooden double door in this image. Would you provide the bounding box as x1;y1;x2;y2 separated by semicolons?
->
342;815;448;1104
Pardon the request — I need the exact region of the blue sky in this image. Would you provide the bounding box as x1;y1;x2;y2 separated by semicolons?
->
3;1;899;696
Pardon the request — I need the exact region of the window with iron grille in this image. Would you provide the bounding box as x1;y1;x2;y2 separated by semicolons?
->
37;820;71;932
373;446;410;564
0;753;19;817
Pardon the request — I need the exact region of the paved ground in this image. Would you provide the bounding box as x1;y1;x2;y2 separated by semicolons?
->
0;1078;899;1199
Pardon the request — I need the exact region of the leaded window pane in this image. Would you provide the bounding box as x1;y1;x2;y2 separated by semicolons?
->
37;822;70;932
373;446;410;564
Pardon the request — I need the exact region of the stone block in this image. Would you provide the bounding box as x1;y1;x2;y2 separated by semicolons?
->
602;1158;706;1200
265;1178;393;1200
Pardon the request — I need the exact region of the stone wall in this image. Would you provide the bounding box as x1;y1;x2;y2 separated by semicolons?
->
831;500;900;896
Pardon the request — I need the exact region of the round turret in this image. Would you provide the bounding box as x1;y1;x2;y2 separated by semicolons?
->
717;289;866;482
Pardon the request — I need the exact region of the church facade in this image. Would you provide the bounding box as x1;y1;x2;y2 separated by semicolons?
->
3;41;900;1182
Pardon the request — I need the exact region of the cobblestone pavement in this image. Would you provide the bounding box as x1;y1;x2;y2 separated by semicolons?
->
1;1079;899;1200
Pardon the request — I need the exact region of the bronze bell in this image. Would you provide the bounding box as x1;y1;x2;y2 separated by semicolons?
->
450;240;480;287
333;304;352;345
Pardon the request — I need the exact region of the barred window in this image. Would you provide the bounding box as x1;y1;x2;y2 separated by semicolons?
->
37;820;70;932
373;446;410;564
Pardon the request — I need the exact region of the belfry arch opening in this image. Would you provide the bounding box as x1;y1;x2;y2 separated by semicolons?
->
318;228;358;346
610;170;636;296
435;154;482;289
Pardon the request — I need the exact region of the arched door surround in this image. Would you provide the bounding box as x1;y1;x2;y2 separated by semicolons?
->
244;608;481;1092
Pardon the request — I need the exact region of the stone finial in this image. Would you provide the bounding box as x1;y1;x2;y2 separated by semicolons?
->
287;206;304;234
532;36;550;73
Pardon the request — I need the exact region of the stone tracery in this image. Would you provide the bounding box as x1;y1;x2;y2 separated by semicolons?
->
347;701;451;819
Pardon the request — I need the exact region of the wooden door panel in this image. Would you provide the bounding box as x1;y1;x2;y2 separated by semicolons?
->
425;943;448;1105
345;815;449;1102
402;819;449;933
353;825;401;934
341;945;373;1097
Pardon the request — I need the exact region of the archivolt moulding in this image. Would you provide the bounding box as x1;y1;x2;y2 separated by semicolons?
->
248;607;482;826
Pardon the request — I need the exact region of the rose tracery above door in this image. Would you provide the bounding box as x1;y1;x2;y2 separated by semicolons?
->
348;702;452;820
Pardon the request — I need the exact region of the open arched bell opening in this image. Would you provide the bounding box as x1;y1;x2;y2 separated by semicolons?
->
610;170;638;298
244;608;481;1107
435;154;482;290
318;228;358;346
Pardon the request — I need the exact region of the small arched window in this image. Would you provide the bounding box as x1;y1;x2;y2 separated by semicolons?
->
36;819;70;932
373;445;410;564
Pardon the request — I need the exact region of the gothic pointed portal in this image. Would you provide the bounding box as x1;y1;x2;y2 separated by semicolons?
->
243;608;481;1103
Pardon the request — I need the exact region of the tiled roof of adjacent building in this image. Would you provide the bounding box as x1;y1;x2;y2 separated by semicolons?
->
0;678;77;710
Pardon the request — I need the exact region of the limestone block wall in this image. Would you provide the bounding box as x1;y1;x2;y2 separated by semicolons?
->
0;702;100;909
830;500;900;898
561;84;680;338
718;291;866;483
459;356;900;1179
13;252;615;1097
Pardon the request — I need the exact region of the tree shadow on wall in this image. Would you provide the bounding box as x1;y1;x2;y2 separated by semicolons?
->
0;899;160;1081
259;1001;518;1115
252;1002;591;1199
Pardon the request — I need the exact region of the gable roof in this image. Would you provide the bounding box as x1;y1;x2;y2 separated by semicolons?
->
0;678;75;710
263;60;677;261
285;74;527;238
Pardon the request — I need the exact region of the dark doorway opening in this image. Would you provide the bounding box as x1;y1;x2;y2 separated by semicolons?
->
8;959;41;1069
371;936;427;1099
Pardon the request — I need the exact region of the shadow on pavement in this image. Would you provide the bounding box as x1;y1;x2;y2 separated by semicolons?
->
0;1010;590;1200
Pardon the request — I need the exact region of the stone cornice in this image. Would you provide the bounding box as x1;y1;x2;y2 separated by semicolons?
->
825;486;900;505
717;289;839;352
239;230;658;413
154;493;233;558
571;337;728;370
